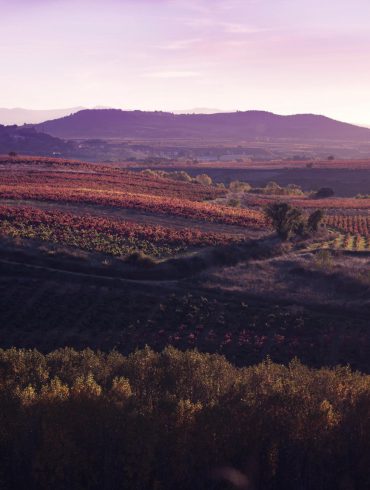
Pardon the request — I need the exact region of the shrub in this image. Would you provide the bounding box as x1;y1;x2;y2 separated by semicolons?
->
315;187;335;199
229;180;251;192
307;209;324;232
264;202;304;240
124;251;156;268
250;182;303;196
195;174;213;186
227;198;240;208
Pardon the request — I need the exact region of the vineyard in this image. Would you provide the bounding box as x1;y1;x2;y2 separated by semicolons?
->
244;193;370;210
0;158;268;258
320;214;370;252
0;167;225;201
325;215;370;237
0;205;242;257
0;183;266;228
0;157;369;374
0;159;267;229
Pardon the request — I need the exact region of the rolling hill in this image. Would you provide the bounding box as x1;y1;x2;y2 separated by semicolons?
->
0;125;75;156
35;109;370;141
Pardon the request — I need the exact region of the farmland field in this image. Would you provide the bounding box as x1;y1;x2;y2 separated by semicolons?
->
129;165;370;197
0;156;267;260
0;156;369;370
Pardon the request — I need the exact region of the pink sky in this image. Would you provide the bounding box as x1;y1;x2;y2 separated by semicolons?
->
1;0;370;124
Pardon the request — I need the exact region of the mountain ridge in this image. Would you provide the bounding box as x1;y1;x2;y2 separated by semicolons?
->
34;109;370;142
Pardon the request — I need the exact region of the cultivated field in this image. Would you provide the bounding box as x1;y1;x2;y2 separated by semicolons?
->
0;156;266;258
0;155;369;369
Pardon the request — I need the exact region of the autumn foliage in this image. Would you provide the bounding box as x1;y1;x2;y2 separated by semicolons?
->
0;161;266;228
1;347;370;490
0;205;242;257
325;214;370;237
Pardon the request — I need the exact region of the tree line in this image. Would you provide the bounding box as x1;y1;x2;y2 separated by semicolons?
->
0;347;370;489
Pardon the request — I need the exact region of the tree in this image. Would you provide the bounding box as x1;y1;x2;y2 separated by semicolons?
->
8;151;17;157
265;181;282;193
286;184;304;196
307;209;324;232
195;174;212;186
229;180;251;192
264;202;304;240
315;187;334;198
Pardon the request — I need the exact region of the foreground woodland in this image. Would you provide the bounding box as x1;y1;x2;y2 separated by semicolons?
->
1;347;370;490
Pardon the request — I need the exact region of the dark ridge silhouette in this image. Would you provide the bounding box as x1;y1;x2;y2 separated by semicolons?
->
35;109;370;141
0;125;75;156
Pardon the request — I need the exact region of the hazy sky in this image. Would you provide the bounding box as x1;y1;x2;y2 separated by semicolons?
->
1;0;370;124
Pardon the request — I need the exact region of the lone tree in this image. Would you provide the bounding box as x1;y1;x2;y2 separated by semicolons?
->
265;202;325;240
315;187;334;199
264;202;304;240
307;209;324;232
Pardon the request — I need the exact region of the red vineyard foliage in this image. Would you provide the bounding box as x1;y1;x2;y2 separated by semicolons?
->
0;168;225;201
244;194;370;210
325;215;370;237
0;184;266;229
291;198;370;209
0;159;268;228
0;205;243;256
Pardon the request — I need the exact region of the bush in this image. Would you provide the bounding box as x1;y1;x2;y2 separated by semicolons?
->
307;209;324;232
124;251;156;268
141;169;192;183
229;180;251;192
315;187;335;199
250;182;304;196
195;174;213;186
227;198;240;207
170;171;192;183
264;202;304;240
265;203;324;240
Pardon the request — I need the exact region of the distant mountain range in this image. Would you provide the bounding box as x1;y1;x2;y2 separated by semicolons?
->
0;107;85;125
1;109;370;161
34;109;370;142
172;108;224;115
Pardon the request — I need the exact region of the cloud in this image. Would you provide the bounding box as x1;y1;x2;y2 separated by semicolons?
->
158;38;202;51
184;18;265;35
143;70;200;78
222;23;265;34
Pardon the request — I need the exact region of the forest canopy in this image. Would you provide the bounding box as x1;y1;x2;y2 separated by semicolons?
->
0;347;370;490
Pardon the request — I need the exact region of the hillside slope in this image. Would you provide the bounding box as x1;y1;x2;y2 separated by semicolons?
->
0;125;74;155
